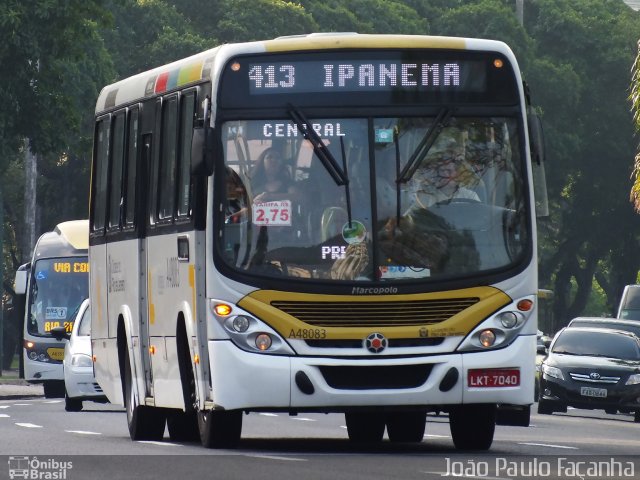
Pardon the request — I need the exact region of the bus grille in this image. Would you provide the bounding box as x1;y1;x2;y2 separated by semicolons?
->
271;298;479;327
319;364;433;390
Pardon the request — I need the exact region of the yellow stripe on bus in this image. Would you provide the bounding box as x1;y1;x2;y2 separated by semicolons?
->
264;34;467;53
239;287;510;340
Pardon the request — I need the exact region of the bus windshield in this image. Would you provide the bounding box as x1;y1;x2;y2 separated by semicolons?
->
219;115;528;282
27;257;89;336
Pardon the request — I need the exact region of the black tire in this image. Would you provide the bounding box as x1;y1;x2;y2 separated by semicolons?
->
43;381;65;399
449;404;496;451
198;409;243;448
537;398;554;415
345;412;385;443
64;391;83;412
386;411;426;443
605;408;617;415
634;410;640;423
167;411;200;442
123;348;166;441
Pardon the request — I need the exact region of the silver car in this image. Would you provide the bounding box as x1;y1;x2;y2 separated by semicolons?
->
63;299;107;411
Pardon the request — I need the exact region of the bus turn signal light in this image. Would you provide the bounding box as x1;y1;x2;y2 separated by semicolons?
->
214;303;232;316
517;299;534;312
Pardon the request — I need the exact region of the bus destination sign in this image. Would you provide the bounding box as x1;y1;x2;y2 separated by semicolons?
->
246;59;487;95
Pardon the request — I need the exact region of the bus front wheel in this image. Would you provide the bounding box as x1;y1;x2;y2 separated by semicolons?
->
449;404;496;450
198;409;243;448
386;411;426;443
345;412;385;443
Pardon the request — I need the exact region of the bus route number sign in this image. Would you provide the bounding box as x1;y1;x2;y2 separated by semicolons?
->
252;200;292;226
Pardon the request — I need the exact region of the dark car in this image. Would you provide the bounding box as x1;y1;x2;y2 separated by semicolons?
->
538;327;640;422
567;316;640;338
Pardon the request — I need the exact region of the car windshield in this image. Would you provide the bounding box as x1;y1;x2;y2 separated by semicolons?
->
569;321;640;338
27;257;89;337
218;116;528;283
552;330;640;361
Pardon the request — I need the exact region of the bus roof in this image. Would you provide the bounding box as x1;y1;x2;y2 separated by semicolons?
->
34;220;89;259
95;33;516;114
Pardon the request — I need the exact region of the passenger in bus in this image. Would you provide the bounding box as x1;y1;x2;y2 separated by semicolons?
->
251;147;298;203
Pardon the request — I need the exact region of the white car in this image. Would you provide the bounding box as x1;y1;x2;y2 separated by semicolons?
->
63;299;107;411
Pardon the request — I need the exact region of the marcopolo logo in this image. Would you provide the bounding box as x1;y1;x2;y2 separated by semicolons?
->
8;457;73;480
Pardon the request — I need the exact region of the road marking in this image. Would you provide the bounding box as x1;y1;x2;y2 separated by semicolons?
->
424;434;448;438
16;423;42;428
44;400;62;404
247;454;306;462
0;406;9;409
291;417;315;422
137;441;182;447
0;414;9;418
65;430;101;435
13;404;32;406
519;442;578;450
258;413;278;417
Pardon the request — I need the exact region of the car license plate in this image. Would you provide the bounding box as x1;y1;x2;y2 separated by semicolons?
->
468;368;520;387
47;348;65;361
580;386;607;398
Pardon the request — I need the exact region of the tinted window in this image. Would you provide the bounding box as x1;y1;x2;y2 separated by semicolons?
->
125;107;139;226
158;95;178;220
92;118;110;232
177;92;195;217
570;320;640;338
109;112;126;229
552;330;640;361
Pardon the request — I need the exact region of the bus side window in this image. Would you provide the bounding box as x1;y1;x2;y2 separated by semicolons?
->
108;111;126;231
158;94;178;221
124;107;139;227
177;91;196;218
91;116;110;234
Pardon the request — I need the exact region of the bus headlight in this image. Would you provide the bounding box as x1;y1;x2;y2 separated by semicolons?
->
456;296;534;352
231;315;251;332
209;300;295;355
255;334;272;351
479;330;496;347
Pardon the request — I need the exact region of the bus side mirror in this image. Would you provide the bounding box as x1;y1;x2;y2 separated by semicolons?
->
191;126;215;176
14;264;30;295
51;326;70;341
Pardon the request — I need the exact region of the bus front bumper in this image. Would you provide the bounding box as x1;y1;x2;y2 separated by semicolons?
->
206;335;535;411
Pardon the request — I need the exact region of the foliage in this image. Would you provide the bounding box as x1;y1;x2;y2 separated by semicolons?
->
3;0;640;340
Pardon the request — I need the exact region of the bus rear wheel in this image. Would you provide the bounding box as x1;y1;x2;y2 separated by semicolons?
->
198;409;243;448
64;390;83;412
124;349;165;441
43;381;65;399
386;411;426;443
345;412;385;443
449;404;496;451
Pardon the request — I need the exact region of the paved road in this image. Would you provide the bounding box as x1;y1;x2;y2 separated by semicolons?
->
0;396;639;480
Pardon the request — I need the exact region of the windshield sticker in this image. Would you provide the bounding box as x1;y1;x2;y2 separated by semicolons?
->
379;265;430;279
342;220;366;244
375;128;394;143
36;271;48;280
45;307;67;320
253;200;292;226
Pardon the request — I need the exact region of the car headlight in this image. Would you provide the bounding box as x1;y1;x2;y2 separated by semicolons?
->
626;374;640;385
71;354;93;368
542;364;564;380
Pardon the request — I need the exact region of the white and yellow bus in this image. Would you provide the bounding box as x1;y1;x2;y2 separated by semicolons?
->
89;33;545;450
14;220;89;398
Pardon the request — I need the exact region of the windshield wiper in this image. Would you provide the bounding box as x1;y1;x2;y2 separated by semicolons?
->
288;105;348;186
288;105;352;227
397;108;452;185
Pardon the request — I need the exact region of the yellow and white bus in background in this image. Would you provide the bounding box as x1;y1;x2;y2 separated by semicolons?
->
89;33;545;450
14;220;89;398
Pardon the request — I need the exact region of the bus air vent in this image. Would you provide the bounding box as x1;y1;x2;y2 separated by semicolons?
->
271;298;479;327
